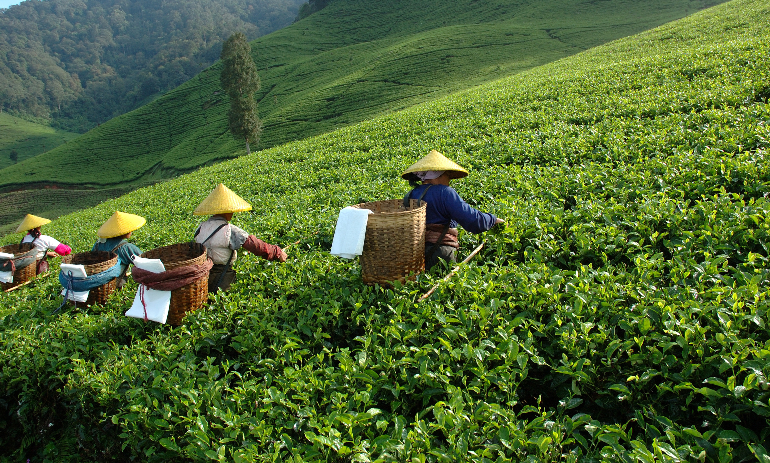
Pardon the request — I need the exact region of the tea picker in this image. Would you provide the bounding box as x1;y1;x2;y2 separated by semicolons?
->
92;211;146;288
17;213;72;275
402;150;504;271
193;183;287;293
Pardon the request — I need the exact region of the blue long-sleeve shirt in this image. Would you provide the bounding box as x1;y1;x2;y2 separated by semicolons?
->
406;184;497;233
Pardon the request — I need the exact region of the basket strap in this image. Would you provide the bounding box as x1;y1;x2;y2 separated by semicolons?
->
214;249;235;290
195;222;231;291
403;184;434;208
404;185;448;260
110;240;128;253
110;240;132;280
196;223;228;245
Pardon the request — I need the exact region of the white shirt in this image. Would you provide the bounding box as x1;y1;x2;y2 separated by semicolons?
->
21;234;62;260
194;216;249;265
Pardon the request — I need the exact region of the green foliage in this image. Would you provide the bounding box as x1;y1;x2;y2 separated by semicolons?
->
0;113;78;170
0;0;726;233
221;33;263;153
1;0;770;460
0;0;305;131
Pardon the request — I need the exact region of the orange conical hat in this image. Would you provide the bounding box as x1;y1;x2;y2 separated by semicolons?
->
401;150;469;180
193;183;252;216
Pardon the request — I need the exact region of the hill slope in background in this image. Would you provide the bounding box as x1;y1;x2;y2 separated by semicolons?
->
0;0;767;459
0;0;304;132
0;113;78;169
0;0;726;234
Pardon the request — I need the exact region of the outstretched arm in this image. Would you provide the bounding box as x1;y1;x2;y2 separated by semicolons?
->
243;235;287;262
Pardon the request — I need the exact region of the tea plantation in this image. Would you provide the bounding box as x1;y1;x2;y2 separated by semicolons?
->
0;113;78;170
0;0;725;231
1;0;769;460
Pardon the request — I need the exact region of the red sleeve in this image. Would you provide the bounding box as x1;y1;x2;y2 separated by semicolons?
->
243;235;283;261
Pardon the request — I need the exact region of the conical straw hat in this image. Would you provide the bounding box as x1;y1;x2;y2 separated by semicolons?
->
16;214;51;233
193;183;252;216
97;211;147;239
402;150;469;180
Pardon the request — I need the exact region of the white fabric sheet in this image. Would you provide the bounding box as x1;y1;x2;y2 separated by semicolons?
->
330;207;373;259
125;257;171;324
0;252;17;282
60;264;89;302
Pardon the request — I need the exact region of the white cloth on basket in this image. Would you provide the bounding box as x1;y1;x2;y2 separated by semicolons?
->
0;252;14;283
330;207;373;259
60;264;89;302
125;257;171;324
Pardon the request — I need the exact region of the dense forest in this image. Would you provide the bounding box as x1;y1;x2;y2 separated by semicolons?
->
0;0;305;132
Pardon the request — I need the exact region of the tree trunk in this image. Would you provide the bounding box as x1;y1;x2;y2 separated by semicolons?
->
245;141;251;154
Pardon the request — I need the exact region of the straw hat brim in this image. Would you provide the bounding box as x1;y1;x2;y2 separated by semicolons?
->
402;149;469;180
97;211;147;239
16;214;51;233
193;183;253;216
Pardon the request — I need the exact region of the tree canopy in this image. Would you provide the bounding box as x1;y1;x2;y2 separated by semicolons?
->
0;0;304;132
221;32;262;154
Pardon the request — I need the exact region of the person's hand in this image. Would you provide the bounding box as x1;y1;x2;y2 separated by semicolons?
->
46;251;58;258
278;248;288;263
490;218;506;235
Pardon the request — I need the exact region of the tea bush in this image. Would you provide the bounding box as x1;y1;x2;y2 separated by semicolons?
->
1;0;769;460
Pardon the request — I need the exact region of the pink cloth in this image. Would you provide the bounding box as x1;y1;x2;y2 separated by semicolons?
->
55;244;72;256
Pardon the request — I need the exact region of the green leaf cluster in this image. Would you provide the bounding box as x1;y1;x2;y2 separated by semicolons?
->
1;0;770;460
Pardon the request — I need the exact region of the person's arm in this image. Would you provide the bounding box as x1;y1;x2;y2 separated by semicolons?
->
54;244;72;256
229;224;287;262
440;187;499;234
243;235;287;262
120;243;142;266
42;235;71;256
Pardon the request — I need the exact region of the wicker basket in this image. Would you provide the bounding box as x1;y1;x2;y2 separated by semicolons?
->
351;199;426;286
140;242;208;326
0;243;38;292
69;251;119;306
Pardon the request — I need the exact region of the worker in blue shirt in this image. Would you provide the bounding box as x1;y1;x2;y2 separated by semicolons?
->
403;150;504;270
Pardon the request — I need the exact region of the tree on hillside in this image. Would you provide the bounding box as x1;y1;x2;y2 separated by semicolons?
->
220;32;262;154
9;150;18;163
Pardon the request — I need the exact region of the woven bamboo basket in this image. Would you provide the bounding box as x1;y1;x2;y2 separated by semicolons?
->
140;242;208;326
69;251;119;306
0;243;38;292
351;199;426;286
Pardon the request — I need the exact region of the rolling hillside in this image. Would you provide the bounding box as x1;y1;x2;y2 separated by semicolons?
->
0;113;78;170
0;0;725;233
1;0;768;459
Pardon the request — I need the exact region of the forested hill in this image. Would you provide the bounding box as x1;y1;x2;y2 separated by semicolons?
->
0;0;305;132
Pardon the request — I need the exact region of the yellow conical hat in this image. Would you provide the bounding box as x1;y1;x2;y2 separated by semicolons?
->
402;150;469;180
193;183;252;216
16;214;51;233
97;211;146;239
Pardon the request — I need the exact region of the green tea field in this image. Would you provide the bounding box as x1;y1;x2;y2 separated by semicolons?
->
1;0;768;460
0;0;725;233
0;113;78;170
